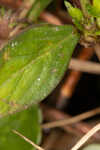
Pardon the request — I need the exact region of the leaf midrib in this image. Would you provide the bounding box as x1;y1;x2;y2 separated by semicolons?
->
0;33;74;88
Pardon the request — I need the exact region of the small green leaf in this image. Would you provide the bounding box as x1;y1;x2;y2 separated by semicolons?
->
0;105;42;150
27;0;53;22
64;1;83;22
0;24;79;116
64;1;83;30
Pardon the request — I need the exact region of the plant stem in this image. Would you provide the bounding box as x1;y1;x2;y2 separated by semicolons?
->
13;130;44;150
41;104;100;140
80;0;90;18
71;123;100;150
42;107;100;129
69;58;100;74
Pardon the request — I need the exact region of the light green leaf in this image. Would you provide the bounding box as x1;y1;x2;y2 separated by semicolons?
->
0;105;42;150
0;24;79;116
64;1;83;30
93;0;100;13
64;1;83;22
86;0;100;18
86;5;100;17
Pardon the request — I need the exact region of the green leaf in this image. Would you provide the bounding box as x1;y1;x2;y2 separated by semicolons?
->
0;24;79;116
64;1;83;22
0;105;42;150
27;0;53;22
86;4;100;17
93;0;100;13
64;1;83;30
86;0;100;18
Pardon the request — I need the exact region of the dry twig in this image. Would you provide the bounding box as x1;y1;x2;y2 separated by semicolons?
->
40;11;63;25
13;130;44;150
71;123;100;150
42;107;100;129
69;58;100;74
41;104;100;140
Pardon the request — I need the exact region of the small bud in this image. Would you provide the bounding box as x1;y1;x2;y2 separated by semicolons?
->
64;1;83;22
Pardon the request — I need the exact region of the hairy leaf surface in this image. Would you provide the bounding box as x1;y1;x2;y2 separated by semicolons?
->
0;24;79;115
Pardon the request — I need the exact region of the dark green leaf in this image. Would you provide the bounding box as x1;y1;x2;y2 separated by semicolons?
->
0;24;79;116
0;105;42;150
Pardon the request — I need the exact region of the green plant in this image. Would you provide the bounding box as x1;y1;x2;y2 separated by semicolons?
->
0;105;42;150
0;0;100;149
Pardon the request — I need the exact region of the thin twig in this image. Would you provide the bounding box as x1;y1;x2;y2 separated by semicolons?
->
69;58;100;74
71;123;100;150
40;11;63;25
41;104;100;140
13;130;44;150
18;0;35;20
42;107;100;129
9;24;24;37
41;104;83;136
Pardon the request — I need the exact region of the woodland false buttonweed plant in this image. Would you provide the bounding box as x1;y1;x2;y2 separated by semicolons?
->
0;24;79;115
65;0;100;47
0;0;100;149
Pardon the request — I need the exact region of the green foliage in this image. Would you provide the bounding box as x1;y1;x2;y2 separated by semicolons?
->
92;0;100;16
27;0;53;22
79;0;100;18
65;0;100;45
64;1;83;22
0;24;79;116
80;0;91;17
0;105;42;150
64;1;83;30
85;0;100;27
86;4;100;17
93;0;100;11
